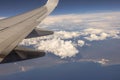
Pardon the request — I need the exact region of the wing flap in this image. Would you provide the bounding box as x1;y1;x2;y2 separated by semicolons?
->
1;46;45;63
26;28;54;39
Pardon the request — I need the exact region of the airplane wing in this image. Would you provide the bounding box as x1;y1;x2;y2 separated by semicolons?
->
26;28;54;39
0;0;59;63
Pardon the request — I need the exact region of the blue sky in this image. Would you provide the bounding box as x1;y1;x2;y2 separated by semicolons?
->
0;0;120;16
0;0;120;79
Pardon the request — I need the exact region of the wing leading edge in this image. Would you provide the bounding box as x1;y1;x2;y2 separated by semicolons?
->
0;0;59;62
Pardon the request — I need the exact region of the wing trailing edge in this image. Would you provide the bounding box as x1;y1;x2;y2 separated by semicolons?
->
26;28;54;39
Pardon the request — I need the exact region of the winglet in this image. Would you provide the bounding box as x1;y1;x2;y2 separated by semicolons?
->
36;0;59;21
45;0;59;13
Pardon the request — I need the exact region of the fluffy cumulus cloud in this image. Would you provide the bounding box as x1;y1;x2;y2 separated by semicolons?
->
20;32;79;58
37;39;78;58
83;28;120;41
77;40;85;47
20;12;120;59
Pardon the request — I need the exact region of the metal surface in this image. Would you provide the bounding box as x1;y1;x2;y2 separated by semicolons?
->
0;0;59;62
26;28;54;39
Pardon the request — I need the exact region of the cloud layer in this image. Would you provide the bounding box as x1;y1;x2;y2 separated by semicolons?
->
20;12;120;59
83;28;120;41
0;17;6;20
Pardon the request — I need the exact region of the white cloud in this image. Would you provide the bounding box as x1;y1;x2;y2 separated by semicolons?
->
97;59;109;65
54;31;80;39
83;28;120;41
20;12;120;59
37;39;78;58
39;12;120;29
83;28;103;34
77;40;85;47
20;36;79;59
77;58;110;65
83;28;108;41
0;17;5;20
20;29;120;58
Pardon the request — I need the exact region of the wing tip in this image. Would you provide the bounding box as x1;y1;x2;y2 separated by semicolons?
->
45;0;59;12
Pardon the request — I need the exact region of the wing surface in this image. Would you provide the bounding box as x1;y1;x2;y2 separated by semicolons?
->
0;0;59;62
